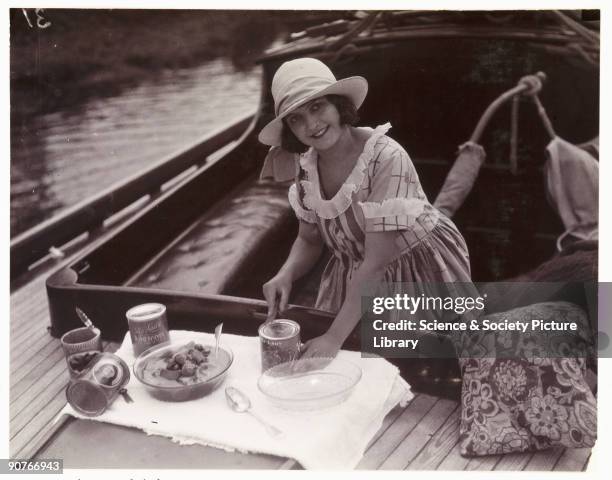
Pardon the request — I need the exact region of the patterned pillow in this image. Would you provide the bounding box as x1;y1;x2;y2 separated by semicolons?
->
456;301;597;456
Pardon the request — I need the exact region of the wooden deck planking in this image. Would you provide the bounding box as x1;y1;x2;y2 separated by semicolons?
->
357;393;436;469
408;405;462;470
432;414;502;471
494;450;534;470
364;404;407;450
10;282;49;314
10;387;68;458
10;288;46;316
437;447;501;471
464;455;502;470
10;277;59;388
11;373;63;421
430;414;503;472
524;447;565;471
10;346;75;415
10;363;69;434
11;336;62;379
10;322;52;352
10;274;72;377
10;345;58;391
11;307;53;338
11;314;49;339
379;397;457;470
10;347;66;400
434;443;472;470
553;447;591;471
10;302;50;338
10;275;49;324
11;320;53;356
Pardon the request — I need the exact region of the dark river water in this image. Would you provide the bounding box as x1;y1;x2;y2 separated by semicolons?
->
10;59;261;237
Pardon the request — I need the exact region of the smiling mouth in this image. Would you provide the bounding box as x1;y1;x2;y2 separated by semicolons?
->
310;126;328;139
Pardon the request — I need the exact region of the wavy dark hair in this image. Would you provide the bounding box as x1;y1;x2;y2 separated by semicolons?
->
280;94;360;154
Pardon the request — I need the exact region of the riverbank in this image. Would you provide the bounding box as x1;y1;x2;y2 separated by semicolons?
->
9;9;350;237
10;59;261;237
10;9;342;120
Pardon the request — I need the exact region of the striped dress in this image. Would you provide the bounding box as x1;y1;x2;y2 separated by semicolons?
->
288;123;472;313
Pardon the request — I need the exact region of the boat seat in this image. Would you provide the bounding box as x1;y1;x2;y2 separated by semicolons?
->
128;179;295;295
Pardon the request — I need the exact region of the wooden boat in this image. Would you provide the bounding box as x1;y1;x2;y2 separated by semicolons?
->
11;11;598;469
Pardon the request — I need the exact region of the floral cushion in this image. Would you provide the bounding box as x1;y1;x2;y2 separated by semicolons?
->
457;301;597;456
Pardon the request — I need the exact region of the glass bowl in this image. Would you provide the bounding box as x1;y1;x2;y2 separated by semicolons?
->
133;340;233;402
257;357;362;410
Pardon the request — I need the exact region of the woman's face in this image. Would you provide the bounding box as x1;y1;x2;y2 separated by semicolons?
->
285;97;343;151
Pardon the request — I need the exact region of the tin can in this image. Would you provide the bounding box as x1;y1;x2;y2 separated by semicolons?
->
60;326;103;378
126;303;170;356
258;319;301;372
65;353;131;417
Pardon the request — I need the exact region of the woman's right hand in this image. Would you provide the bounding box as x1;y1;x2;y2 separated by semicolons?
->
262;273;293;321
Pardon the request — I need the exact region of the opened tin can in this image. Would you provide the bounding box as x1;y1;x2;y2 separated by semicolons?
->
126;303;170;355
259;319;301;372
65;353;131;417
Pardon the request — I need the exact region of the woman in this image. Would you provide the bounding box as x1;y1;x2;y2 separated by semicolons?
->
258;58;472;358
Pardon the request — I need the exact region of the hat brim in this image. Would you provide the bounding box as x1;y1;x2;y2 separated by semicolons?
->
258;76;368;147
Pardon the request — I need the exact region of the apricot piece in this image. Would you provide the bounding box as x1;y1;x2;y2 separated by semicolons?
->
181;362;196;377
190;350;205;364
173;353;186;365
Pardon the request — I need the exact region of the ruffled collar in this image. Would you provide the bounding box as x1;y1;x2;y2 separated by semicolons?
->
298;123;392;219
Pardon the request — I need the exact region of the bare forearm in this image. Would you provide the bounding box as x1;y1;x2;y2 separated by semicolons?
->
264;222;324;320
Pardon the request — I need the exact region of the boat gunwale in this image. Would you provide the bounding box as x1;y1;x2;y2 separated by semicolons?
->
11;110;258;283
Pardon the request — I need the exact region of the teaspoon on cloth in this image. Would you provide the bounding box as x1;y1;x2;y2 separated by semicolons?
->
225;386;282;437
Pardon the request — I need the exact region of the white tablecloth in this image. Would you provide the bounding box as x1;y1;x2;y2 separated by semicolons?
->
61;330;413;469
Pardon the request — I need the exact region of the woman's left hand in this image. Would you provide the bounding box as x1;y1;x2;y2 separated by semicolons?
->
300;333;343;359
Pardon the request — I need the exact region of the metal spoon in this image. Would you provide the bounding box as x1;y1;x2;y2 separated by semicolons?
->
225;387;282;437
75;307;97;332
214;322;223;359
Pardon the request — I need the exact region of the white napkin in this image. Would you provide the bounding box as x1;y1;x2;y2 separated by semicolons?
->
61;330;413;470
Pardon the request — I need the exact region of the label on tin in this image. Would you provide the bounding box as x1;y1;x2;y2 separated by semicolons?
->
259;320;301;372
126;303;170;355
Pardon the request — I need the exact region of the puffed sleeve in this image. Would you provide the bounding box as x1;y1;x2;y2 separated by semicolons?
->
358;143;435;233
288;183;317;223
